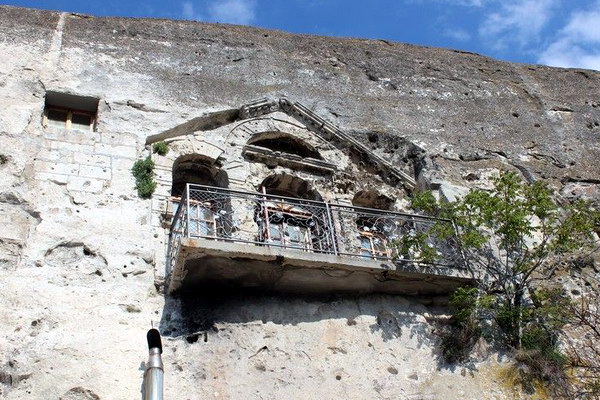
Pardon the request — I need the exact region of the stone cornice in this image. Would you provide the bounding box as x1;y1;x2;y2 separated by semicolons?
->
146;97;416;190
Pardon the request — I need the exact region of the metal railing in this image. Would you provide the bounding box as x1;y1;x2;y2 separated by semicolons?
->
167;184;462;273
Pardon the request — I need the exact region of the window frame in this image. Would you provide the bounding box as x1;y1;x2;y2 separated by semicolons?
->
259;201;316;251
359;230;394;260
169;196;220;238
43;105;96;132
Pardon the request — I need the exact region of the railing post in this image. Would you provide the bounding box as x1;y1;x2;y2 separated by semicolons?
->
186;183;191;238
261;186;271;243
325;202;339;256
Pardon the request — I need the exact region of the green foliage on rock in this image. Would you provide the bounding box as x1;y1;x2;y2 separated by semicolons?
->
152;141;169;156
439;287;482;363
131;157;157;199
408;172;600;394
0;154;8;164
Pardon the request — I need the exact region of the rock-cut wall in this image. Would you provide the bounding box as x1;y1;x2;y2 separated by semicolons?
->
0;5;599;400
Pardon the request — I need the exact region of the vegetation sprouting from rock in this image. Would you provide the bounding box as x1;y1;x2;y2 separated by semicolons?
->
407;171;600;397
0;154;8;164
564;281;600;398
131;157;157;199
152;141;169;156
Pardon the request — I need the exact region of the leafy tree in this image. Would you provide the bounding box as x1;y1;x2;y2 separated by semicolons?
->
409;172;600;393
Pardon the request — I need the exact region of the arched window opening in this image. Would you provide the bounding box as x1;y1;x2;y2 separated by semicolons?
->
255;174;331;251
171;155;228;197
352;191;397;260
247;132;323;160
171;155;230;238
259;173;322;201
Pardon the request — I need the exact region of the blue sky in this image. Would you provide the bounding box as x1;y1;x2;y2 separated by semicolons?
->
5;0;600;70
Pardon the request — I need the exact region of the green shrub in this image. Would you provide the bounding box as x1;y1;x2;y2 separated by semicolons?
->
439;320;481;363
0;154;7;164
514;348;569;396
439;287;482;363
152;141;169;156
131;157;156;199
136;177;157;199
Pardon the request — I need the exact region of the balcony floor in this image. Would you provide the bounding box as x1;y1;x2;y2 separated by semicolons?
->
168;238;474;296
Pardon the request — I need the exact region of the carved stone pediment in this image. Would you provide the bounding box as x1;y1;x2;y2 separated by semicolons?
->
147;97;416;191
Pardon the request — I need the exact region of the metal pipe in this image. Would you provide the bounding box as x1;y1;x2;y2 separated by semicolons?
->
143;329;164;400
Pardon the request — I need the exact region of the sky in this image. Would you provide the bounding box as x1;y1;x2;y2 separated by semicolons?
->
4;0;600;71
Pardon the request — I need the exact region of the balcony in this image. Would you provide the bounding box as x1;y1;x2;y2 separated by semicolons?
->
167;184;474;296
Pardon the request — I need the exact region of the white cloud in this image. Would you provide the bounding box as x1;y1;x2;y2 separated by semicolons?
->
538;3;600;70
479;0;557;50
444;28;472;42
208;0;257;25
447;0;487;6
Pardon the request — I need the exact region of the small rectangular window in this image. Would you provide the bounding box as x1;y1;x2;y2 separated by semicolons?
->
43;91;99;132
47;109;68;128
71;112;93;130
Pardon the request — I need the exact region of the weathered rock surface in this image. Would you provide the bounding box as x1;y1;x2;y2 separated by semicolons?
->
0;5;599;399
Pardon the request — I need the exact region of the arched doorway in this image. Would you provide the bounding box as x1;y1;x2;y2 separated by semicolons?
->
171;155;230;238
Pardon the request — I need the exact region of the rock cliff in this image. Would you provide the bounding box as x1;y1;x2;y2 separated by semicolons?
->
0;5;598;399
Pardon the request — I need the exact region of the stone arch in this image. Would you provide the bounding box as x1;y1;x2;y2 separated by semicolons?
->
258;173;322;201
171;154;229;197
170;154;232;240
247;131;323;160
352;190;395;210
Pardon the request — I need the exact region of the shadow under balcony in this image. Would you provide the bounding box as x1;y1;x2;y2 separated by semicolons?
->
167;184;474;297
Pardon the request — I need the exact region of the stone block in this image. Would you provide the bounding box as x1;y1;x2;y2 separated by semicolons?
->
101;132;139;147
111;157;134;171
44;128;100;144
79;165;111;180
94;143;137;159
35;172;69;185
50;140;94;154
76;153;111;168
34;160;79;176
66;176;105;193
37;148;73;163
153;183;171;198
107;172;135;195
153;166;172;181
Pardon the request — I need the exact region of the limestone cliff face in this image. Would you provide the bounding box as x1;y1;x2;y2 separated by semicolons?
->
0;5;598;400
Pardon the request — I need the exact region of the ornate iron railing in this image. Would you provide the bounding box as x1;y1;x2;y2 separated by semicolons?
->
167;184;462;273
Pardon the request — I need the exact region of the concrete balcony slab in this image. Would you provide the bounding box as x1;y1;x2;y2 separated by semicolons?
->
168;237;474;296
